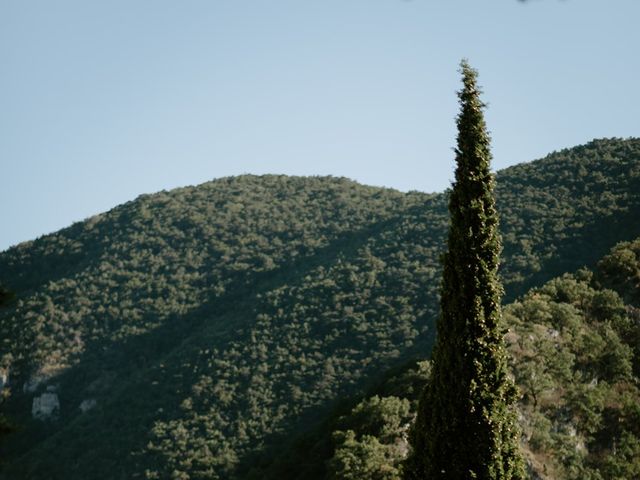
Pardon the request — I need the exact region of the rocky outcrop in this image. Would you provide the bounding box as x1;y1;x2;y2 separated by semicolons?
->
79;398;97;413
32;392;60;420
526;459;546;480
0;367;8;391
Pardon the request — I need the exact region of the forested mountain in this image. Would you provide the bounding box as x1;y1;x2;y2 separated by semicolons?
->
285;237;640;480
0;138;639;479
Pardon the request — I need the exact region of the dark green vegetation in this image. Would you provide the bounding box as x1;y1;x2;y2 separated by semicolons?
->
0;138;639;479
0;285;14;455
305;238;640;480
407;61;524;479
507;241;640;479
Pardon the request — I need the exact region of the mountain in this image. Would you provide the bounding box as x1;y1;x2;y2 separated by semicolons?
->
296;237;640;480
0;138;639;479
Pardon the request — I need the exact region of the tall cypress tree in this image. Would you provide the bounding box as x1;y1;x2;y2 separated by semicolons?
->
405;61;525;479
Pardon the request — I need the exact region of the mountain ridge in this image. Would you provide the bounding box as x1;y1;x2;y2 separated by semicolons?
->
1;137;639;479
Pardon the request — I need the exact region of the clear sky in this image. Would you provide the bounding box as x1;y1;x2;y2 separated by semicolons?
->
1;0;639;251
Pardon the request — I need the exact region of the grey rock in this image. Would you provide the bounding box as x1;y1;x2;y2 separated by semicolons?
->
32;392;60;420
79;398;97;413
526;460;545;480
0;368;8;391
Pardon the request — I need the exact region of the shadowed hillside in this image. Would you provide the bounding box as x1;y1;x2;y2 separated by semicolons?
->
0;138;639;479
282;237;640;480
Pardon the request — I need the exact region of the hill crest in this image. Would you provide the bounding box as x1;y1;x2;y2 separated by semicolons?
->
1;137;639;479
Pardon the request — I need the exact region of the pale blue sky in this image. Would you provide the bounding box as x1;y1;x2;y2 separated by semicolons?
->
1;0;639;251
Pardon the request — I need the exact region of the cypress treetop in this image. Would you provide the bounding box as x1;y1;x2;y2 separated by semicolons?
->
405;60;525;480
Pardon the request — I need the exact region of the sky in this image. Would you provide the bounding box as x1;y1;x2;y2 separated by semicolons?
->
1;0;639;251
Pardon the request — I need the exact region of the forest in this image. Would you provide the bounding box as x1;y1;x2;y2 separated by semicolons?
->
0;138;639;479
259;237;640;479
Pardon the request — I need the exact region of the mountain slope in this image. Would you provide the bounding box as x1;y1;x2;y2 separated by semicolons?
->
0;138;639;479
300;237;640;480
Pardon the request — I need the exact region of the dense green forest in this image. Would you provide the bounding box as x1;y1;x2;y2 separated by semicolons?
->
269;237;640;480
0;138;639;479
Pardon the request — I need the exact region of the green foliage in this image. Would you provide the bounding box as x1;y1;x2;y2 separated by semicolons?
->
407;61;525;479
0;136;638;478
594;238;640;376
327;396;412;480
505;263;640;479
334;396;412;444
272;239;640;480
595;237;640;307
328;431;401;480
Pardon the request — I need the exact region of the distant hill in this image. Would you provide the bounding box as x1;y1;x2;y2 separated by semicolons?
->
0;138;639;479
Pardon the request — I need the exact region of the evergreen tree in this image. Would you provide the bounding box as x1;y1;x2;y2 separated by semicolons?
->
405;61;525;479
